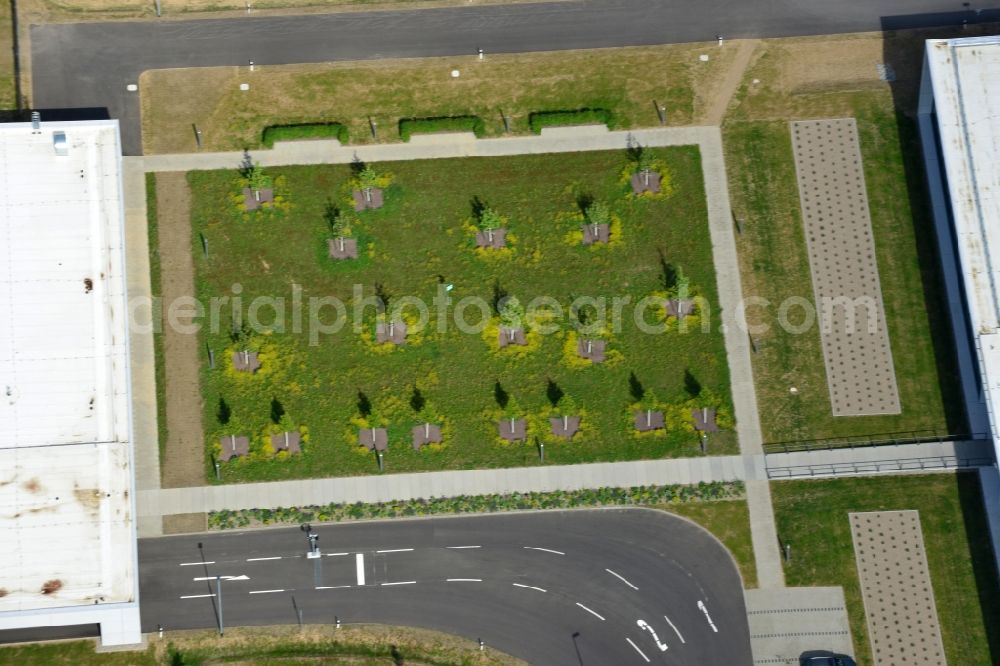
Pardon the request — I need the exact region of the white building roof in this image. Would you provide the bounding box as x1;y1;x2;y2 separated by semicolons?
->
0;120;136;614
926;36;1000;445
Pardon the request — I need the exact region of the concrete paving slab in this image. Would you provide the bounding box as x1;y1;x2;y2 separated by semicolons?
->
849;510;945;665
745;587;853;665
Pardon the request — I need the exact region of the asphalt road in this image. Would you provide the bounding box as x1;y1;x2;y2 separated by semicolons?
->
29;1;996;155
139;509;752;664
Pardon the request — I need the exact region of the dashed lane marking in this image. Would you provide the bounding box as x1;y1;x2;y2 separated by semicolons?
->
523;547;565;555
605;568;638;590
179;561;214;566
447;578;483;582
576;602;606;621
249;589;285;594
246;556;281;562
626;637;651;663
376;548;414;554
381;581;417;586
179;594;215;599
664;615;686;644
512;583;547;593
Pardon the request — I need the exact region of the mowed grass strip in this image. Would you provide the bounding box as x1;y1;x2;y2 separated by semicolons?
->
139;43;741;153
188;148;735;483
771;474;1000;666
724;96;958;443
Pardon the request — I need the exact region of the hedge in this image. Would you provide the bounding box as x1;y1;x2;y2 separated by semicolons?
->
528;108;614;134
262;122;349;148
208;481;744;529
398;115;486;142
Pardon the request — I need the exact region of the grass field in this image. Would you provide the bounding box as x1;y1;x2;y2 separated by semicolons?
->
0;624;523;665
661;499;757;588
185;147;736;483
139;43;738;153
0;0;14;112
722;33;962;443
772;473;1000;666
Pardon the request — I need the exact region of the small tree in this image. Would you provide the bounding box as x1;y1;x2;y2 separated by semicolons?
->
674;266;690;299
499;296;525;333
478;205;503;243
584;201;611;236
357;165;380;203
245;162;272;199
325;201;351;252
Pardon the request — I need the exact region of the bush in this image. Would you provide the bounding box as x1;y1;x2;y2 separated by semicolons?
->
398;115;486;141
528;108;614;134
261;123;349;148
207;481;744;529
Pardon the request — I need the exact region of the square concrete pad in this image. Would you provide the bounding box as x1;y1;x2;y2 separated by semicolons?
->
359;427;388;451
849;510;945;665
328;237;358;259
745;587;853;664
791;118;900;416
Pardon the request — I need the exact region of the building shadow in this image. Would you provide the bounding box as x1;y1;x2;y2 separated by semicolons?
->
878;13;1000;436
955;471;1000;663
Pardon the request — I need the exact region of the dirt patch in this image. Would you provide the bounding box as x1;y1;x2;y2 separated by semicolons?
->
73;487;101;516
704;39;760;126
21;478;41;493
162;512;208;534
41;579;62;595
157;172;206;488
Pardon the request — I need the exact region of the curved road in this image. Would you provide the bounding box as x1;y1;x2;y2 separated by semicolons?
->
139;509;752;664
30;1;995;154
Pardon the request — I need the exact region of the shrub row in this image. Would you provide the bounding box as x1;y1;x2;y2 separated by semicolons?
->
262;122;349;148
208;481;744;529
528;108;614;134
398;115;486;141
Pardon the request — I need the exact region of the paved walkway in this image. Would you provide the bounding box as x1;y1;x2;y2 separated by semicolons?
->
138;455;765;517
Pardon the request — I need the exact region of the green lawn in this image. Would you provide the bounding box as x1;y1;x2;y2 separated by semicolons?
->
186;147;736;483
772;473;1000;666
147;172;169;481
0;624;521;665
724;94;961;444
660;499;757;588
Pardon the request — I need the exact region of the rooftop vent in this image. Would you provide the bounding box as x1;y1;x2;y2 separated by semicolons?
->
30;111;40;132
53;131;68;157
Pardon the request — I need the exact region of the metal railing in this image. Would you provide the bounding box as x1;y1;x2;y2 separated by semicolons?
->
762;429;988;455
766;455;995;480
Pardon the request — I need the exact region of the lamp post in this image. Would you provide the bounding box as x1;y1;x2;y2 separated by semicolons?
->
193;575;250;635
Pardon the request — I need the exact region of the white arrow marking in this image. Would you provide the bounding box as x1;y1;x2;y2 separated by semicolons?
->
697;600;718;632
625;637;650;663
663;615;686;644
637;619;668;651
605;568;638;590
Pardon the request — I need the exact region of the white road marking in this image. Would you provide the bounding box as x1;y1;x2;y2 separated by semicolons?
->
575;602;606;621
249;589;284;594
193;575;249;582
356;553;365;586
376;548;414;554
180;594;215;599
446;545;481;549
637;619;668;652
315;585;352;590
605;568;638;590
381;581;416;586
326;552;349;557
246;556;281;562
523;547;565;555
663;615;685;644
626;638;650;663
512;583;547;593
180;561;214;566
697;600;718;632
446;578;483;582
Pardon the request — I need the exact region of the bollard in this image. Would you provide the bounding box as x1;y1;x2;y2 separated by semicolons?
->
249;60;255;72
478;48;484;60
158;624;163;639
478;638;485;651
335;616;341;629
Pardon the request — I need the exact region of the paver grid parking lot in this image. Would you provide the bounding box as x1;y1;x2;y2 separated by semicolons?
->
790;118;901;417
849;510;946;666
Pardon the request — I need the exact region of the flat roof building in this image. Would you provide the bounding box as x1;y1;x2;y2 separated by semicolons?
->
918;34;1000;568
0;119;140;645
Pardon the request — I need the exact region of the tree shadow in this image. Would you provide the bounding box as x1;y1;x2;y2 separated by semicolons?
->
546;379;564;407
493;380;509;409
357;390;372;418
628;372;645;402
658;248;677;292
270;397;285;424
